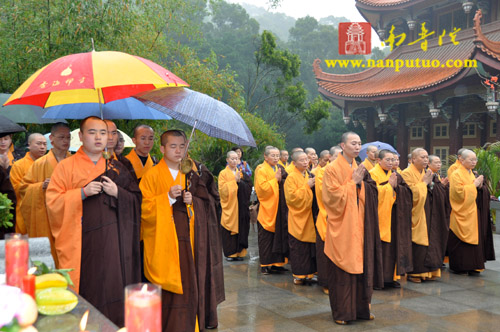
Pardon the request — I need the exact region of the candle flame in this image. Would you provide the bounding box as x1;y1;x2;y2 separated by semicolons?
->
141;284;148;293
28;267;37;275
79;310;89;331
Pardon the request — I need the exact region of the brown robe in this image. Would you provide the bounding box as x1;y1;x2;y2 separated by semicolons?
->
190;162;225;330
327;173;383;322
79;159;142;326
448;182;495;272
258;164;289;265
220;170;252;257
0;166;16;239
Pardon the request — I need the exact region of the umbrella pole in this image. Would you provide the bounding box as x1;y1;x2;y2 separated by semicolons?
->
97;89;108;177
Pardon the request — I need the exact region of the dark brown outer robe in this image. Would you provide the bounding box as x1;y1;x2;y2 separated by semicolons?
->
410;174;449;274
79;159;142;327
220;170;252;257
0;166;16;239
447;182;495;272
190;162;225;330
258;164;289;265
116;154;137;182
327;173;383;322
381;173;413;279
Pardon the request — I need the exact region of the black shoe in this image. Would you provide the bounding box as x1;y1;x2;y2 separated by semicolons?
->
468;270;481;276
235;257;244;261
226;257;236;262
384;281;401;288
271;265;289;272
261;267;272;275
206;325;217;329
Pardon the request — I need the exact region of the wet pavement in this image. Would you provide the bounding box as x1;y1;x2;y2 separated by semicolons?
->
216;228;500;332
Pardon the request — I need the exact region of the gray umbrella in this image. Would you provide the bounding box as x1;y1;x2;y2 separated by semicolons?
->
135;87;256;147
0;93;66;124
0;115;26;136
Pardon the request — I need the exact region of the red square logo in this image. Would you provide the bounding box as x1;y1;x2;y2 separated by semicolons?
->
338;22;371;55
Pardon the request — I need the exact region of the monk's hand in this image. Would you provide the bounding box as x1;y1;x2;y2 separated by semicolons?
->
307;177;315;188
352;165;365;184
275;167;282;182
183;190;192;204
235;170;241;182
42;178;51;190
389;172;397;188
101;176;118;198
474;175;484;188
441;177;449;186
422;169;433;185
0;154;8;169
84;181;103;197
169;184;183;199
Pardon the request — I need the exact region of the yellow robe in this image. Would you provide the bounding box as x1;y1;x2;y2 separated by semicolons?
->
284;166;315;243
362;158;375;171
19;150;70;267
278;160;289;168
285;162;295;175
315;166;327;241
254;161;279;232
125;149;154;180
401;164;429;246
449;165;478;244
218;166;239;234
370;164;396;243
322;154;365;274
7;145;15;166
447;160;461;177
140;159;195;294
10;153;35;234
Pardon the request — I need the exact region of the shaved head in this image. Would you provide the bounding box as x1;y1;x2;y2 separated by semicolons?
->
28;133;45;144
292;151;307;162
366;145;377;153
227;150;238;158
341;131;359;144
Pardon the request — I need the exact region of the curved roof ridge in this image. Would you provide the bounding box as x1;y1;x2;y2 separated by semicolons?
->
473;9;500;60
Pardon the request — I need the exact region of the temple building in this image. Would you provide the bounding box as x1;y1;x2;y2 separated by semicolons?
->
314;0;500;169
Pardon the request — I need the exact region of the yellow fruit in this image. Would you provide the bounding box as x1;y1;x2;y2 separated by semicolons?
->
36;288;78;315
35;273;68;291
18;293;38;327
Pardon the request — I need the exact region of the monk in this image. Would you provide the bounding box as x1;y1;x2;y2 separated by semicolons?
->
315;146;342;294
312;150;330;175
10;133;47;234
284;151;316;285
369;150;413;288
285;147;303;174
19;123;71;266
126;124;158;181
279;149;289;168
254;146;289;275
362;145;377;171
401;148;442;283
448;149;495;275
392;154;402;173
104;120;136;179
447;148;466;177
322;132;382;325
305;147;317;171
46;116;141;326
219;151;251;260
140;129;204;332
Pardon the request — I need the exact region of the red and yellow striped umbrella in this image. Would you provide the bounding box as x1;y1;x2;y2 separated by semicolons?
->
3;51;188;108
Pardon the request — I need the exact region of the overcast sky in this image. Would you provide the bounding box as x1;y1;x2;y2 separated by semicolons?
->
227;0;384;49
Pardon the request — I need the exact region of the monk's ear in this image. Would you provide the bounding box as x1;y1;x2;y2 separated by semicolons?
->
132;137;137;145
160;144;165;155
78;130;83;143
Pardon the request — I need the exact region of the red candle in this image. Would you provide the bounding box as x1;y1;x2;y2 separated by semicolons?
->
5;234;29;288
125;283;161;332
22;274;36;299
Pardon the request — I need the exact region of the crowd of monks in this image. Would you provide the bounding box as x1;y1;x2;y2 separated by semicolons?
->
0;121;496;329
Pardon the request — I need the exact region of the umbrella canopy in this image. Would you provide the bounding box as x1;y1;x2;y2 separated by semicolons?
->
359;141;399;161
41;97;172;120
0;115;26;136
3;51;188;113
44;128;135;152
0;93;66;124
136;87;256;147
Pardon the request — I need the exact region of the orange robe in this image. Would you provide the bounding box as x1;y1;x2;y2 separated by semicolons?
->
278;160;289;168
447;160;461;177
362;158;375;172
322;154;365;274
140;159;195;294
285;162;295;175
7;145;15;166
10;153;35;234
315;166;327;241
218;166;239;235
284;166;315;243
254;161;279;232
401;164;429;246
125;149;155;180
369;164;396;243
449;165;478;244
19;150;70;266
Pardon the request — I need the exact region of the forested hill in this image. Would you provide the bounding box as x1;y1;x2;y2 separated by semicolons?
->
238;3;296;41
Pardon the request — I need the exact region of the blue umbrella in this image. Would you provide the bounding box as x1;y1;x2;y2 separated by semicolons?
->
41;97;172;120
136;87;256;147
359;141;399;161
